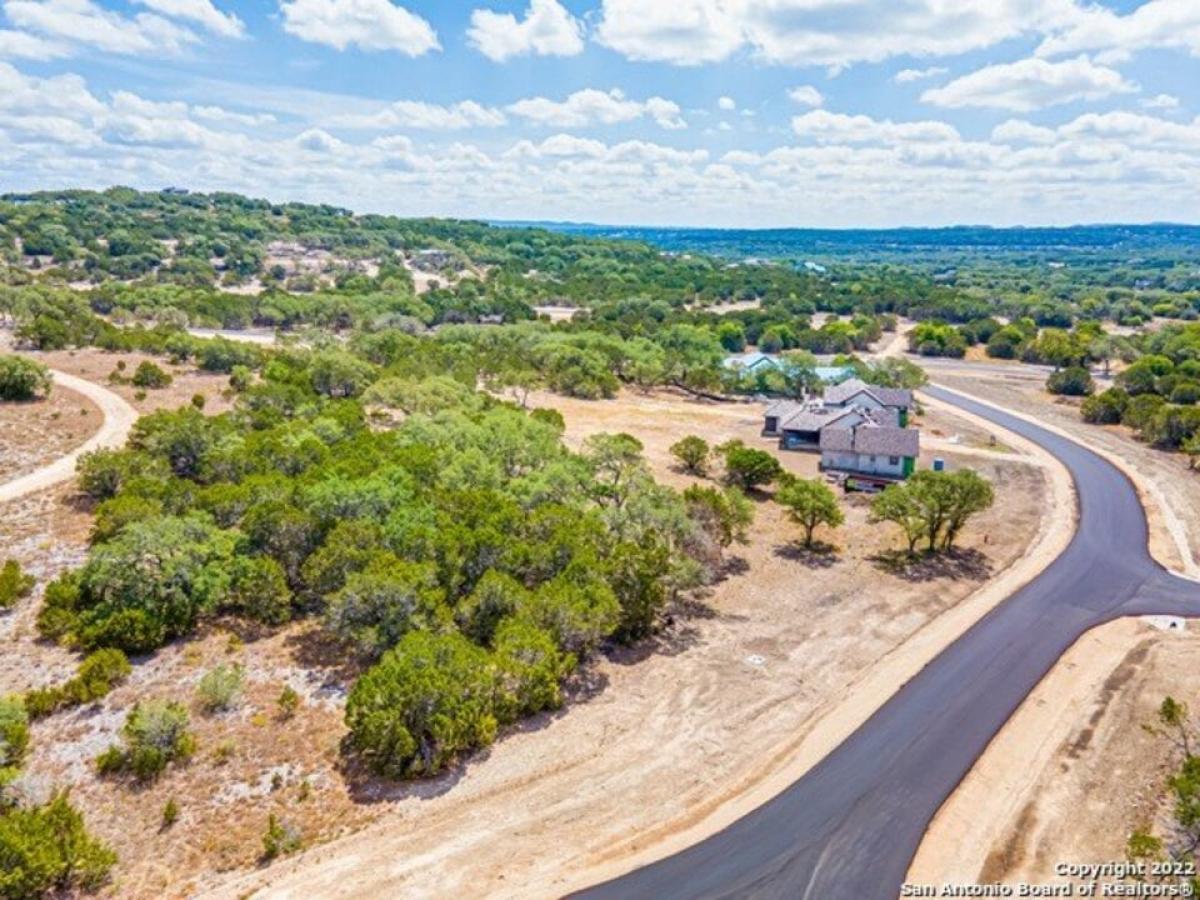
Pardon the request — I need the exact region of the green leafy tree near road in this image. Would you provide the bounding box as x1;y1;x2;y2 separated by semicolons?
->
1046;366;1095;397
777;478;844;549
1082;387;1128;424
939;470;996;550
870;470;995;554
869;484;928;555
0;560;34;610
0;355;51;401
325;557;447;659
345;631;499;779
131;360;172;389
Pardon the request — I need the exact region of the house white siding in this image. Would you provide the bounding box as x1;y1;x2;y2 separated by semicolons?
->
821;450;907;478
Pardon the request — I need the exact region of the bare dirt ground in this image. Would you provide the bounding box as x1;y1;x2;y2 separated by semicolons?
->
910;617;1197;891
532;305;582;322
32;349;237;418
188;327;280;346
0;383;100;483
691;299;762;315
191;388;1062;900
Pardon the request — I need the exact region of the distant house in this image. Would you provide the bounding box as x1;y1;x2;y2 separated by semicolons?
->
724;353;854;383
820;422;919;480
724;352;780;374
823;378;914;426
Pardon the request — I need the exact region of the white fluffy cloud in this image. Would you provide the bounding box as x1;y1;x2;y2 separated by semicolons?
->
333;100;506;130
193;105;276;127
329;89;687;132
594;0;743;65
0;27;69;59
507;88;686;130
279;0;439;54
991;119;1058;145
1141;93;1180;110
1036;0;1200;61
0;60;105;117
133;0;243;38
787;85;823;107
894;66;948;83
718;96;736;111
595;0;1085;68
791;110;959;144
467;0;583;62
4;0;199;54
921;55;1137;111
507;133;708;165
1055;110;1200;149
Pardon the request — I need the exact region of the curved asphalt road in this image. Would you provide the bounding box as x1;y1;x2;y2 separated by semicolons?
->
580;384;1200;900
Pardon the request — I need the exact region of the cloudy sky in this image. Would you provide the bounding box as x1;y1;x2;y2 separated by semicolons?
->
0;0;1198;227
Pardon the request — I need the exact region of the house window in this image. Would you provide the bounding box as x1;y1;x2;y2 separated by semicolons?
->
889;456;900;465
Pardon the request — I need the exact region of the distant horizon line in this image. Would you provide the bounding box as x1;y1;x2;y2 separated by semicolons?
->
5;186;1198;233
489;218;1200;233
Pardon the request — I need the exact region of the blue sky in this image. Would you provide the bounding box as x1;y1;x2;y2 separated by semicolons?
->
0;0;1198;226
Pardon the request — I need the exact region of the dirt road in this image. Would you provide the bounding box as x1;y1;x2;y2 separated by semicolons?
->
0;370;137;503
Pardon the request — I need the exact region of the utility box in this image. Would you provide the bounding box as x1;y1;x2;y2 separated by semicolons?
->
932;457;945;472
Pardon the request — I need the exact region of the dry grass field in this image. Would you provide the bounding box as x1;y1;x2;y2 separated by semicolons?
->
33;349;236;418
0;384;101;483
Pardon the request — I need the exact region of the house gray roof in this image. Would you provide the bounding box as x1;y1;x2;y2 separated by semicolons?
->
768;399;898;431
823;378;913;410
765;398;802;417
778;405;859;434
820;423;920;457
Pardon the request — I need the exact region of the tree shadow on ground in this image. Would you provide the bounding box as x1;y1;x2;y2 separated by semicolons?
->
607;587;737;667
870;547;993;582
718;555;750;580
338;744;474;806
63;492;96;515
606;623;703;664
281;625;364;687
773;541;838;568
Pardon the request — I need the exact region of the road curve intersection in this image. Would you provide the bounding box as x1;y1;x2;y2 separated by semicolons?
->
579;384;1200;900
